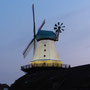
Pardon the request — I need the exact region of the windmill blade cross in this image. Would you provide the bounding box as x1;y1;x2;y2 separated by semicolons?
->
23;19;45;58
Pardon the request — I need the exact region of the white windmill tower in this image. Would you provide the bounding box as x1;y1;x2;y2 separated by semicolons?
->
22;4;65;71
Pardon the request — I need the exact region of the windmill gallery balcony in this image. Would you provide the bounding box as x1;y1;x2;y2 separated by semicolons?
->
21;63;71;73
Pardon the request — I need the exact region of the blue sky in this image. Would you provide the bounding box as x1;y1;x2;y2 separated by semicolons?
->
0;0;90;85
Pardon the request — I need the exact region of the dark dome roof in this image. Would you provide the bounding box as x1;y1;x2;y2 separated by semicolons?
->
36;30;56;41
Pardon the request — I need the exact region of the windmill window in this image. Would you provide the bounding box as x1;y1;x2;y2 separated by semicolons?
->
44;55;46;57
44;49;46;51
44;44;46;46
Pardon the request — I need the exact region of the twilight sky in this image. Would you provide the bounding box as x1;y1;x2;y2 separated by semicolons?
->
0;0;90;85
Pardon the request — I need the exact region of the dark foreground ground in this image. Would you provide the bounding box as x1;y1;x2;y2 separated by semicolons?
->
10;64;90;90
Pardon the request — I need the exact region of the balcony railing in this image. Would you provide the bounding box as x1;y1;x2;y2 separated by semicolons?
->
21;63;71;71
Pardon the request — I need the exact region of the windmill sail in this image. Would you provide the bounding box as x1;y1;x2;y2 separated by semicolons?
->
37;20;45;32
32;4;36;55
23;38;35;58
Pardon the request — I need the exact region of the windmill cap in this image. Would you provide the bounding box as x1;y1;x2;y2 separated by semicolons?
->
36;30;56;41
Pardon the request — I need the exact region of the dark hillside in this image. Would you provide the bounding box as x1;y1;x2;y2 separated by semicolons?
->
10;64;90;90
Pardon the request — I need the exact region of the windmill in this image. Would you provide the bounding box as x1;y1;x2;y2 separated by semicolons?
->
22;4;66;71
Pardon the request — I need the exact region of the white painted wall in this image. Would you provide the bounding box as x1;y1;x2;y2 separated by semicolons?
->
32;40;60;61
